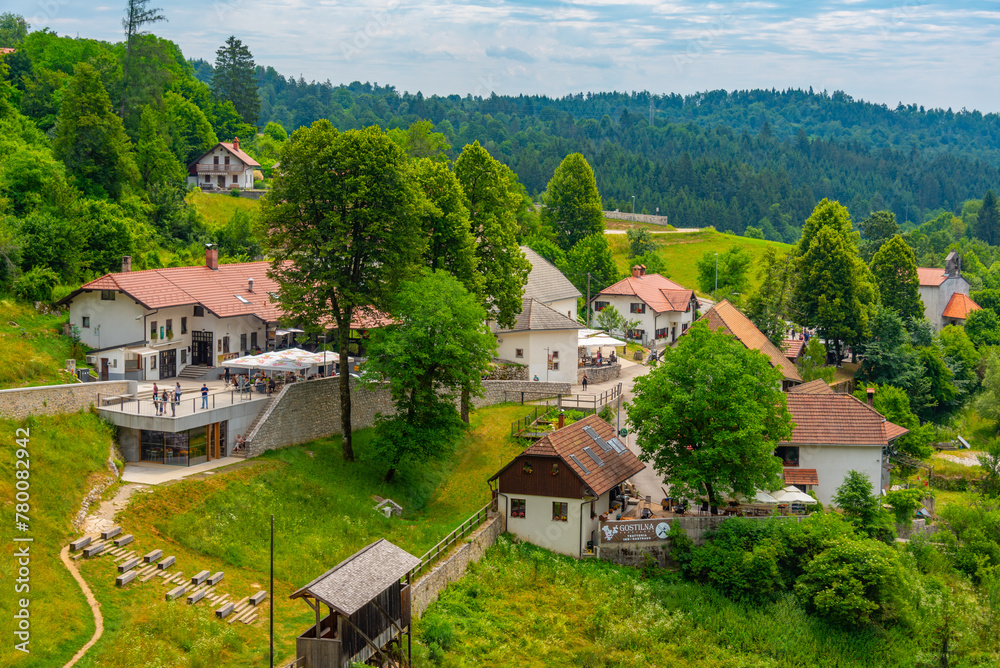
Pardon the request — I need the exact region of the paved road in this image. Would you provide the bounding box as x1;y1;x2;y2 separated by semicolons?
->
604;228;700;235
568;359;665;501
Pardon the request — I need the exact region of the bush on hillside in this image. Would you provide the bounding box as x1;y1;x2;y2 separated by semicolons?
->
13;266;59;302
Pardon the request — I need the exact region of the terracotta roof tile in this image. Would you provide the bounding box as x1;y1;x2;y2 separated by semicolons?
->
942;292;981;320
698;300;803;382
782;394;908;446
61;261;389;328
512;414;645;497
783;468;819;485
917;267;948;286
597;274;696;313
787;378;835;395
782;339;804;360
220;141;260;167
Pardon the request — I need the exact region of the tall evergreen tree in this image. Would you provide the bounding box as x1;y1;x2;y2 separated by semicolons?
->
542;152;604;250
745;246;794;347
976;190;1000;246
119;0;165;119
858;210;900;262
870;234;924;322
212;36;259;126
453;141;529;330
53;63;138;200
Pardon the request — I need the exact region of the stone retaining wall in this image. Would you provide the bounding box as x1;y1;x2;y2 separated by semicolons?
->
578;363;621;385
246;378;572;456
597;515;804;568
411;513;504;616
603;211;673;227
0;380;135;419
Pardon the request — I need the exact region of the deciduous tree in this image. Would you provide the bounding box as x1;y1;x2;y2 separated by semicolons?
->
870;234;924;322
262;121;424;462
119;0;165;119
627;321;792;512
745;246;794;347
696;246;751;297
558;232;618;297
365;271;496;481
858;210;900;262
542;153;604;250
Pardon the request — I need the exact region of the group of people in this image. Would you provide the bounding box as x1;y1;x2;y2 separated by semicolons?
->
151;382;182;416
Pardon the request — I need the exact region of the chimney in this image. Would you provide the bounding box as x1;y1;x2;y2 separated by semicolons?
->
121;256;132;273
248;277;254;292
639;264;646;276
206;247;219;271
631;265;642;278
866;387;875;407
232;136;239;151
557;411;565;429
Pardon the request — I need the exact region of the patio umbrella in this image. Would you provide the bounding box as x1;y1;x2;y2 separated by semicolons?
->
580;334;626;347
736;490;778;504
770;486;815;504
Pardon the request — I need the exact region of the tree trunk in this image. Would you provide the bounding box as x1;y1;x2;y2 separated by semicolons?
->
384;466;397;483
460;386;470;424
704;481;719;515
338;319;354;462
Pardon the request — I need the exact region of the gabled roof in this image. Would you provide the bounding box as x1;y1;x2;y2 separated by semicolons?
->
498;297;583;333
783;468;819;485
782;394;908;446
917;267;948;287
187;140;260;172
491;414;645;497
521;246;581;304
59;261;392;328
289;539;419;616
698;300;803;383
787;378;835;395
942;292;981;320
782;339;804;361
596;273;695;313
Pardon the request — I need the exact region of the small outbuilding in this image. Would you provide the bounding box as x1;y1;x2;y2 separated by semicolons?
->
289;539;420;668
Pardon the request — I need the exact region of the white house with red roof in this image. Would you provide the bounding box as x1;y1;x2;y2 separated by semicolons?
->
918;251;981;331
187;137;260;191
590;265;698;346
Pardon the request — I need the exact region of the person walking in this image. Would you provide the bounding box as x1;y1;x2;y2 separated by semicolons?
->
224;367;230;384
152;383;160;415
582;374;588;391
201;383;209;409
172;383;181;416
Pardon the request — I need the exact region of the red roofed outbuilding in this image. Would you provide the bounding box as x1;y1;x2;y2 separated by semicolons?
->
917;251;980;330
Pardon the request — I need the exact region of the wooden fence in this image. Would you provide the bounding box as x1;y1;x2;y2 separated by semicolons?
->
409;502;494;580
554;382;622;414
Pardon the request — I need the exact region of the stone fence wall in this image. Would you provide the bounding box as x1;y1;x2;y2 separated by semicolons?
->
411;513;504;616
578;363;621;385
603;211;673;227
0;380;135;419
246;378;572;456
597;515;805;568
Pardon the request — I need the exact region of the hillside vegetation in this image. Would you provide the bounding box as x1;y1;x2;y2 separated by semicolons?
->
0;300;84;389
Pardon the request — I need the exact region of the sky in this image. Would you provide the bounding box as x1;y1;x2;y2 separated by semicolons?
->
12;0;1000;112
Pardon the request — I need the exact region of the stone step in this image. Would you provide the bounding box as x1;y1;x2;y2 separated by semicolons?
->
116;571;137;587
158;556;176;570
166;585;188;601
192;570;211;586
118;558;140;574
114;534;134;547
249;591;268;606
143;549;163;563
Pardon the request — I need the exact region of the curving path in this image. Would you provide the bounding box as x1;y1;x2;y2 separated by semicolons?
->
60;545;104;668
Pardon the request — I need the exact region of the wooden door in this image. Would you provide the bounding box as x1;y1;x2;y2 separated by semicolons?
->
100;358;109;381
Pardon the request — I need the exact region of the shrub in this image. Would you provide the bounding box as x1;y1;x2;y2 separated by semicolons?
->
13;266;59;302
833;470;896;544
794;539;908;628
884;488;925;526
744;225;765;239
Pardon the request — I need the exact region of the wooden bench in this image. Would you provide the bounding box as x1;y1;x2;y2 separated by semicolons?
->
207;572;224;586
114;534;134;547
101;527;121;540
70;536;92;551
187;589;208;605
157;556;175;570
166;585;188;601
116;571;137;587
118;558;140;574
249;591;268;606
191;570;210;586
143;549;163;564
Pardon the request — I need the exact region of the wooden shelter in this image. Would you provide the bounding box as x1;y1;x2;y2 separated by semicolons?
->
290;539;420;668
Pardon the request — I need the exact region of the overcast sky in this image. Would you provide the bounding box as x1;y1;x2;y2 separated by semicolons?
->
12;0;1000;112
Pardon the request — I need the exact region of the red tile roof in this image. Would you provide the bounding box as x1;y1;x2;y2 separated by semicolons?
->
917;267;948;287
782;394;908;446
783;468;819;485
597;274;696;313
698;300;803;383
782;339;804;361
60;261;391;328
0;48;16;55
942;292;981;320
787;378;834;395
187;141;260;174
493;414;646;497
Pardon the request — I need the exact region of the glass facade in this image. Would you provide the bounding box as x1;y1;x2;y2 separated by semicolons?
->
140;422;227;466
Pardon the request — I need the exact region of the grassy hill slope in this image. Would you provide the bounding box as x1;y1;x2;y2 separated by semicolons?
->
186;190;259;230
0;300;84;389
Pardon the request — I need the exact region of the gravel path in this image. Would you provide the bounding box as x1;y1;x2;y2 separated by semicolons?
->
936;453;981;467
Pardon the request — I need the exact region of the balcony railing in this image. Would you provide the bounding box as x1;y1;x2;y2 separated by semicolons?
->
193;163;246;173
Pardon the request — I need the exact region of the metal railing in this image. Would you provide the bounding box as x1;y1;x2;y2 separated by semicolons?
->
510;404;559;438
555;383;622;414
277;658;305;668
96;389;268;417
410;502;494;580
193;163;245;173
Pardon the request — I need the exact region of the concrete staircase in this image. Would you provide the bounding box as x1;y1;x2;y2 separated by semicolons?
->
176;365;212;380
232;393;280;458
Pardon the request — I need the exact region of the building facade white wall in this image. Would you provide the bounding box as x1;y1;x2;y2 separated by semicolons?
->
186;145;255;190
545;297;578;323
593;294;694;346
919;276;971;331
495;329;579;385
795;443;886;506
501;490;611;557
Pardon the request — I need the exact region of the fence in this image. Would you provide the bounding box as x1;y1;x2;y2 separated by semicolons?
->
409;502;494;580
554;383;622;414
500;388;563;405
510;405;559;439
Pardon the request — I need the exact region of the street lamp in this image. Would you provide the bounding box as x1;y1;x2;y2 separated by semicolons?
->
632;195;636;221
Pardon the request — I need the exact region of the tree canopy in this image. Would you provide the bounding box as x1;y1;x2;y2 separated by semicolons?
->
542;152;604;250
212;35;259;127
870;234;924;322
627;321;792;511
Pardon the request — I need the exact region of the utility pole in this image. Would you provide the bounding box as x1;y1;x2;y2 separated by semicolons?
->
269;514;274;668
632;195;636;221
714;252;719;293
587;273;591;328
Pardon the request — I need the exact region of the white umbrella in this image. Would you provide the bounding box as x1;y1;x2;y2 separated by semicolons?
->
581;334;626;347
771;486;815;504
736;490;778;504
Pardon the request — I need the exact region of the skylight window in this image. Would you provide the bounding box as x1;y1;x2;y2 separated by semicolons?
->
235;295;252;304
582;425;612;453
569;454;590;475
583;446;605;468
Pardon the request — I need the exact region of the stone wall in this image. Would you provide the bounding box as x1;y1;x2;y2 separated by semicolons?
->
597;515;804;568
577;363;621;385
246;377;572;456
0;380;135;419
603;211;673;227
236;189;267;200
411;513;504;617
484;361;528;381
